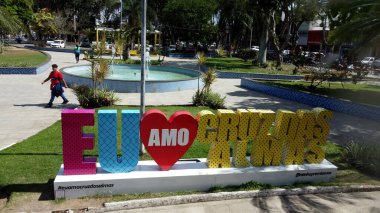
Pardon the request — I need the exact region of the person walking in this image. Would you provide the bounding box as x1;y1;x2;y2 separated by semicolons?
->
41;64;69;108
74;44;81;63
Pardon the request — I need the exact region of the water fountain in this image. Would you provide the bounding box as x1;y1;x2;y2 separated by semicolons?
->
62;64;202;93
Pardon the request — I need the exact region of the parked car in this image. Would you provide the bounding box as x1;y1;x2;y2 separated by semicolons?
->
361;57;375;65
251;46;259;51
50;40;65;48
15;36;27;44
169;45;176;52
80;38;91;47
372;59;380;69
46;40;54;46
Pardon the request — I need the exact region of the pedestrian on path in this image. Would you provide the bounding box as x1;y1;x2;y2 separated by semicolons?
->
74;44;81;63
41;64;69;108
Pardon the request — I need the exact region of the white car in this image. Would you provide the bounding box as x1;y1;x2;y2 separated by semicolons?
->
251;46;259;51
361;57;375;65
46;40;54;46
169;45;176;52
372;59;380;69
50;40;65;48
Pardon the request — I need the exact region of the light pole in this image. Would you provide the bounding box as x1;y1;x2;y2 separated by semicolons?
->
140;0;147;155
120;0;123;30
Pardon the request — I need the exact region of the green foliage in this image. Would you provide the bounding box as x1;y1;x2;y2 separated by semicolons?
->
201;68;217;92
163;0;218;43
0;47;48;67
89;59;110;90
217;47;226;57
0;62;31;67
192;67;225;109
0;41;6;54
237;49;257;62
96;31;108;58
84;51;89;59
205;57;295;74
192;90;226;109
72;85;120;108
114;35;124;56
344;142;380;177
260;62;269;68
31;8;57;37
262;80;380;107
196;52;207;66
106;58;161;65
328;0;380;51
0;7;23;37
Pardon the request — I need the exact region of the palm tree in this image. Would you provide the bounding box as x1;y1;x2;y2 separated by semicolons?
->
329;0;380;53
0;8;22;37
0;8;22;53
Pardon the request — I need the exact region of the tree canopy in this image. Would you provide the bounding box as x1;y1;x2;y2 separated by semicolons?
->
328;0;380;54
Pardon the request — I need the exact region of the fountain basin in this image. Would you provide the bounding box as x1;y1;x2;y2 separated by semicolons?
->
61;65;202;93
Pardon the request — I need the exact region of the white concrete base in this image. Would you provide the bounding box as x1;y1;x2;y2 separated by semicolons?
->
53;158;337;199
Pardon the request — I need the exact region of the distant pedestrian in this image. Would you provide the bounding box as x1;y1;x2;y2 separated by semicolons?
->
41;64;69;108
74;44;81;63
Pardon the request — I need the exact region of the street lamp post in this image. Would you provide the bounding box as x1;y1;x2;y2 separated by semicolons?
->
120;0;123;29
140;0;147;155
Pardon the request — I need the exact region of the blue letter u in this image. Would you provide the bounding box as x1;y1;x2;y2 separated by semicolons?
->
98;110;140;173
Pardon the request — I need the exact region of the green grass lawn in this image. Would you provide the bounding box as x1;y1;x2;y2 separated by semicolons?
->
205;57;296;75
0;47;48;67
0;106;379;204
261;81;380;107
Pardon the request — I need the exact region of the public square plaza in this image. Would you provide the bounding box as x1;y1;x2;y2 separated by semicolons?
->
1;0;380;212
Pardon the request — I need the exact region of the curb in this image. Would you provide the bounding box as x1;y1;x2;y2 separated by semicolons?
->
0;47;51;75
89;185;380;212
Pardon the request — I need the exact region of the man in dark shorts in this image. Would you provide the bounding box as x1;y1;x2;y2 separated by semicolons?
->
41;64;69;108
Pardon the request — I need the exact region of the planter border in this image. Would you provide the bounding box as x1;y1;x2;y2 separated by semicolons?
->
240;78;380;122
0;48;51;75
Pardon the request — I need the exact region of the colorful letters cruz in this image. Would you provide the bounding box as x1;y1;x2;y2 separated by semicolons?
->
61;108;333;175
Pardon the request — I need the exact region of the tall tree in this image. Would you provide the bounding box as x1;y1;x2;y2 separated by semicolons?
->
0;8;22;37
162;0;218;45
1;0;33;35
217;0;256;50
270;0;319;67
30;8;57;39
254;0;280;64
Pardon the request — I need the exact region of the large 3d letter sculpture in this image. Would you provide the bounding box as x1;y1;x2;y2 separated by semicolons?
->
60;107;333;175
98;110;140;173
62;110;96;175
140;110;198;171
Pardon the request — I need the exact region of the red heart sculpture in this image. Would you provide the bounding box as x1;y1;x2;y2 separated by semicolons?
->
140;110;198;171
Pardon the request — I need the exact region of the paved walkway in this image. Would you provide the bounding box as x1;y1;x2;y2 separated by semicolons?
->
118;191;380;213
1;50;380;150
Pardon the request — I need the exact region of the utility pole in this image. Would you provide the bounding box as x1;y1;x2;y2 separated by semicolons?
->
140;0;147;155
120;0;123;30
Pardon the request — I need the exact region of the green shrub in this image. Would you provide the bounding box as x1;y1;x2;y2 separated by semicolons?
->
192;90;226;109
260;62;269;68
72;85;120;108
344;142;380;177
217;47;226;57
237;49;257;62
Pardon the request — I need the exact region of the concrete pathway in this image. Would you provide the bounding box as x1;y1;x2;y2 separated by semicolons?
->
0;50;89;150
116;191;380;213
